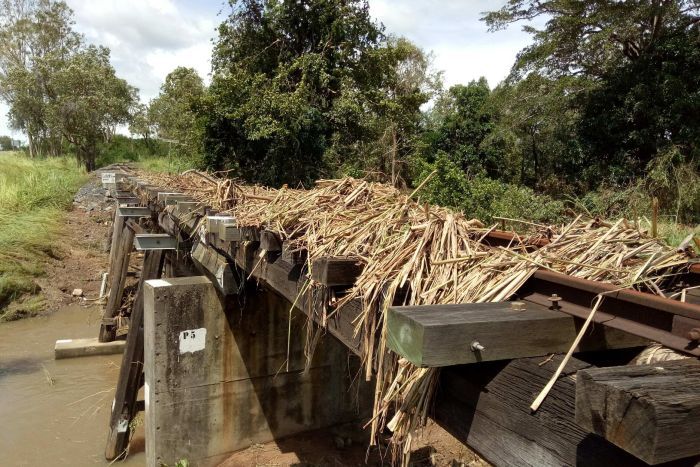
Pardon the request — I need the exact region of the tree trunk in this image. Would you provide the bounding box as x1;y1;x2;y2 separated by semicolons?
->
27;132;36;158
85;141;97;172
391;126;397;187
531;130;539;186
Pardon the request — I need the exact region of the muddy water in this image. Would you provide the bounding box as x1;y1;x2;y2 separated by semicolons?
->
0;304;145;466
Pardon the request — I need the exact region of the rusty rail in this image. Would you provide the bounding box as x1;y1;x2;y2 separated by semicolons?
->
519;270;700;357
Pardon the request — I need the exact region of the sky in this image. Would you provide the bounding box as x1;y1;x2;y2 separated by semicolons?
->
0;0;533;141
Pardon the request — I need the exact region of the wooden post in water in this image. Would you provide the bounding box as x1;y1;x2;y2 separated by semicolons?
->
105;248;165;460
99;224;135;342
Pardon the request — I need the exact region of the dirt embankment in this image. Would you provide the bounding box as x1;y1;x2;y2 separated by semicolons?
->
5;172;113;320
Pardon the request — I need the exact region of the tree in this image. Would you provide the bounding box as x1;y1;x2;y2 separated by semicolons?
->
483;0;700;80
422;78;502;178
129;103;157;152
0;134;13;150
46;45;136;170
0;0;82;157
489;74;587;190
579;23;700;181
329;36;440;185
204;0;386;186
149;67;206;163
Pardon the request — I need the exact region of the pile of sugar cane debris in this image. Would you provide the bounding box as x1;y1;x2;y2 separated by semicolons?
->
139;170;695;464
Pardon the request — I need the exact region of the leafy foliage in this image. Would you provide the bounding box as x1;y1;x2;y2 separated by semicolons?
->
483;0;700;80
0;1;137;169
204;0;437;187
149;67;206;167
415;152;566;224
579;23;700;181
0;135;14;150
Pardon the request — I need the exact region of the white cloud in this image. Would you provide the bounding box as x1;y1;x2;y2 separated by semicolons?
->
0;0;220;140
69;0;218;101
371;0;531;88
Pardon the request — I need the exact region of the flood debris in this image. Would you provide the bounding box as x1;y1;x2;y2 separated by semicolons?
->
135;171;697;465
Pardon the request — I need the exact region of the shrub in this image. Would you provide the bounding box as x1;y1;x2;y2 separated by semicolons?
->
415;152;566;225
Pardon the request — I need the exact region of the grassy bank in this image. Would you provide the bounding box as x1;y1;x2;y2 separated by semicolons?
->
0;151;87;319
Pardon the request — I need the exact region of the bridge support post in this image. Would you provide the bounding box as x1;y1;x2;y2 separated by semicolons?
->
144;277;370;467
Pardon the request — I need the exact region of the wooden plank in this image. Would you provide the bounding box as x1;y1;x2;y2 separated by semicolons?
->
100;224;135;342
105;249;165;460
575;359;700;465
108;207;125;274
54;337;125;359
311;256;364;286
387;302;646;367
434;355;655;467
232;243;363;354
281;241;306;265
686;288;700;305
191;242;239;295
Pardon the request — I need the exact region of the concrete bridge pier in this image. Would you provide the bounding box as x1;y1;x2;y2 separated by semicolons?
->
143;276;371;467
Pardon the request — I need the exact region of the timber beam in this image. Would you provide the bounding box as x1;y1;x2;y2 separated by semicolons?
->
191;242;238;295
260;230;282;253
434;354;660;467
220;224;260;242
575;359;700;465
386;302;645;367
311;256;364;286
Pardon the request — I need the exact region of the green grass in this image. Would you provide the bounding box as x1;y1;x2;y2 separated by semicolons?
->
658;222;700;250
137;154;199;174
0;151;87;318
91;134;199;174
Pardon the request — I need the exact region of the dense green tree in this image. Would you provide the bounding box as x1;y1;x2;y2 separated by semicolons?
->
0;0;82;157
421;78;502;178
205;0;386;186
205;0;436;187
149;67;206;163
480;0;700;197
489;74;587;190
0;1;136;168
0;134;13;150
483;0;700;80
579;23;700;180
46;46;136;170
329;36;439;185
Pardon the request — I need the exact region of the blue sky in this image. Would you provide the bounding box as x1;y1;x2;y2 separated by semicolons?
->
0;0;533;140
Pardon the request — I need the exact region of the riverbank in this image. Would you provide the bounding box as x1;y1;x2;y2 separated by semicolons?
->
0;152;89;319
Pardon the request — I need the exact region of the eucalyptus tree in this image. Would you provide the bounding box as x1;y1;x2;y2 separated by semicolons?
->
46;45;136;170
0;0;81;157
